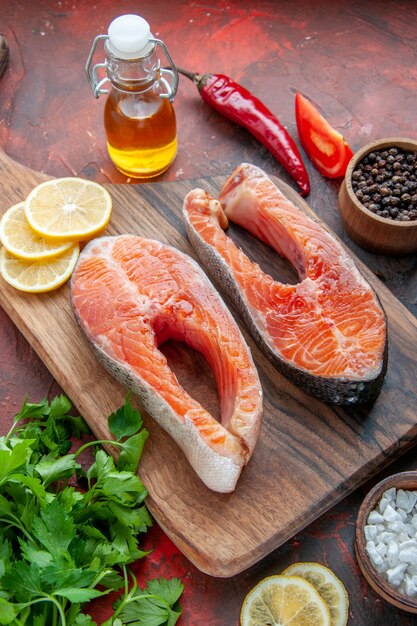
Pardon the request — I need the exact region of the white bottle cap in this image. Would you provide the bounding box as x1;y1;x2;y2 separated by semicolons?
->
108;14;152;59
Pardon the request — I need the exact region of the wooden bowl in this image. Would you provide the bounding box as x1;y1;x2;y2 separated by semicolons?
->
338;137;417;254
355;471;417;613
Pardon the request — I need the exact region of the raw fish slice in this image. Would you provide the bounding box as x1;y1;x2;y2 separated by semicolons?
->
183;163;387;404
71;235;263;493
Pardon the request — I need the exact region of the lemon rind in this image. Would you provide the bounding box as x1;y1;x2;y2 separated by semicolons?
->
24;178;112;242
281;563;349;626
0;202;74;261
0;244;80;293
240;574;331;626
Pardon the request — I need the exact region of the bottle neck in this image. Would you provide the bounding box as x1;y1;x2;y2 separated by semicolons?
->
105;40;159;93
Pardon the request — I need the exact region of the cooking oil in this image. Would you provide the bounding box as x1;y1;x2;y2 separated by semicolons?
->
104;86;177;178
86;14;179;179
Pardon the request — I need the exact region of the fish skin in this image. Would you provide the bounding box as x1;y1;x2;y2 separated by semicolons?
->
70;234;263;493
183;163;388;405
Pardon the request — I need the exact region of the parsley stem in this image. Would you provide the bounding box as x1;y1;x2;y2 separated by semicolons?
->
123;564;129;598
89;568;113;589
4;419;23;442
48;596;67;626
110;567;137;620
74;439;124;458
128;568;138;595
20;596;66;626
0;516;34;543
52;602;57;626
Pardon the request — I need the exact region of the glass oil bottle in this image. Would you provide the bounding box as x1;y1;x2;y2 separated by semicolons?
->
86;15;178;178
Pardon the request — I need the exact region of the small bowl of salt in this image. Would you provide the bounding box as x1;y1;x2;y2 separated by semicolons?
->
355;471;417;613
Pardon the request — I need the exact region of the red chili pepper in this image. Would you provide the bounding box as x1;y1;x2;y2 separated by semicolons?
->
178;69;310;197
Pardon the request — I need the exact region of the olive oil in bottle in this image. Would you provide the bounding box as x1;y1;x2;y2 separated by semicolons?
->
86;14;178;179
104;85;177;178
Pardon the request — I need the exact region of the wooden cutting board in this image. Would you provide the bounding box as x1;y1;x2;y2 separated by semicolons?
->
1;149;417;578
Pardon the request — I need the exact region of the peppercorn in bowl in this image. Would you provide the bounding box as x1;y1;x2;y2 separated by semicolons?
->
338;138;417;254
355;471;417;613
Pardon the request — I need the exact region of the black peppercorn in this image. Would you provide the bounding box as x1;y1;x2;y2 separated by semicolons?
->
351;146;417;222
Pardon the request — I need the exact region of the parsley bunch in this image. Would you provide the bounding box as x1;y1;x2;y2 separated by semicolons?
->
0;395;183;626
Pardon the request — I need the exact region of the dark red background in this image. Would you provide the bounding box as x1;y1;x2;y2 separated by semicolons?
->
2;1;417;624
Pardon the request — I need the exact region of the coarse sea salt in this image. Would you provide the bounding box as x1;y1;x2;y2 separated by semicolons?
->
365;487;417;596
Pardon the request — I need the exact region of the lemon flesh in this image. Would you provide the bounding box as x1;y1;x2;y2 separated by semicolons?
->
240;575;331;626
0;244;80;293
0;202;73;260
24;177;112;242
282;563;349;626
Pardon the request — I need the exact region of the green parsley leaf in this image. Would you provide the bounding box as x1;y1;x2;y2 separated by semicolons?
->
110;520;142;557
0;494;12;516
94;449;116;480
81;525;108;541
13;397;49;422
101;471;147;506
40;561;96;590
18;540;53;568
0;597;21;624
64;414;91;438
32;500;76;554
9;474;46;504
0;537;12;577
49;395;72;419
34;453;78;487
73;613;98;625
117;430;149;473
117;598;172;626
0;440;34;485
2;561;42;603
97;570;124;590
57;486;84;512
117;578;184;626
145;578;184;607
54;587;104;602
107;502;152;533
119;599;169;626
108;395;142;441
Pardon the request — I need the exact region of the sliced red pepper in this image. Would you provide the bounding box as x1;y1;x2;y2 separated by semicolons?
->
295;92;353;178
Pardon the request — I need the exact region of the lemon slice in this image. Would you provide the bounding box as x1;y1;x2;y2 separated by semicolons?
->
282;563;349;626
24;177;112;242
0;244;79;293
0;202;74;260
240;575;331;626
